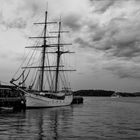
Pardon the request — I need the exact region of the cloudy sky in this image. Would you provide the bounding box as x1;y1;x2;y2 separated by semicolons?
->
1;0;140;92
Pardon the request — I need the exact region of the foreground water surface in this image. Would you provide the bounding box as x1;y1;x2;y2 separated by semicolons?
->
0;97;140;140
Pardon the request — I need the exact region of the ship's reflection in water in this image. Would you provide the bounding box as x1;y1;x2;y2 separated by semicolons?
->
0;106;73;140
1;98;140;140
27;106;73;140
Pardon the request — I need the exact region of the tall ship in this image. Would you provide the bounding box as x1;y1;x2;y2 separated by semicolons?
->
10;10;74;108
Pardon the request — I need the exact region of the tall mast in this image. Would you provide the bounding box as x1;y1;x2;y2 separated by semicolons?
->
55;21;61;92
40;11;48;91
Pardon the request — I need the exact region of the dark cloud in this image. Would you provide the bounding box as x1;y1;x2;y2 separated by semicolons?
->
18;0;43;18
74;37;93;48
89;0;140;14
63;14;82;31
83;0;140;81
1;18;26;29
85;16;140;59
105;63;140;79
106;23;140;58
112;40;140;58
89;0;117;13
0;0;44;29
74;0;140;61
91;26;106;42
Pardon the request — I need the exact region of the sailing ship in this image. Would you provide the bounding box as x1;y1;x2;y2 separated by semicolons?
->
10;10;74;108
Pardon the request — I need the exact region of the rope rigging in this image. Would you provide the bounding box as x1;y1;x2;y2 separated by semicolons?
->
29;70;38;89
18;70;30;86
12;70;25;82
10;13;73;93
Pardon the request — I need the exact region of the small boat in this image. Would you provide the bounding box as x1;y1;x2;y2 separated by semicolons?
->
111;92;120;98
10;10;74;108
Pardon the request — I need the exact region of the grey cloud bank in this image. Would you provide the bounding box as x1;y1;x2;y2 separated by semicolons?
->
0;0;140;92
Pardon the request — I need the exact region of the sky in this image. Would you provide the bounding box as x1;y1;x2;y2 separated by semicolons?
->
1;0;140;92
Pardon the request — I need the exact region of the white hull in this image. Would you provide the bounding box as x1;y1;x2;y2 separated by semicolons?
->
25;92;73;108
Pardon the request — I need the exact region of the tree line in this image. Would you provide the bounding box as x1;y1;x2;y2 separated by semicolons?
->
73;90;140;97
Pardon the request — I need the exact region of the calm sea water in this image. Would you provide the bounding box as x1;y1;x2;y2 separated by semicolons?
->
0;97;140;140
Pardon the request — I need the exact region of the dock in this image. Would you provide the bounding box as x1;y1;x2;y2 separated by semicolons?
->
71;96;84;104
0;85;26;112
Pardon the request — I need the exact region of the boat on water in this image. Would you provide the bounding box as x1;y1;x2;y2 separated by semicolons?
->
111;92;120;98
10;10;74;108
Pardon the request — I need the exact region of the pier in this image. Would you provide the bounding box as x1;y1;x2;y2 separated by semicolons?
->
71;96;84;104
0;85;26;112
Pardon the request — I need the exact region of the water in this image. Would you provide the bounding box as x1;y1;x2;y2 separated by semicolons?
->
0;97;140;140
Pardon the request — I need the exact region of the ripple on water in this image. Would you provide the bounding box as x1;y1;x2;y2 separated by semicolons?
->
0;97;140;140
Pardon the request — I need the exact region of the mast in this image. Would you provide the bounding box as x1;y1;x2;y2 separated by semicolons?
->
11;11;75;92
40;11;47;91
55;21;61;92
